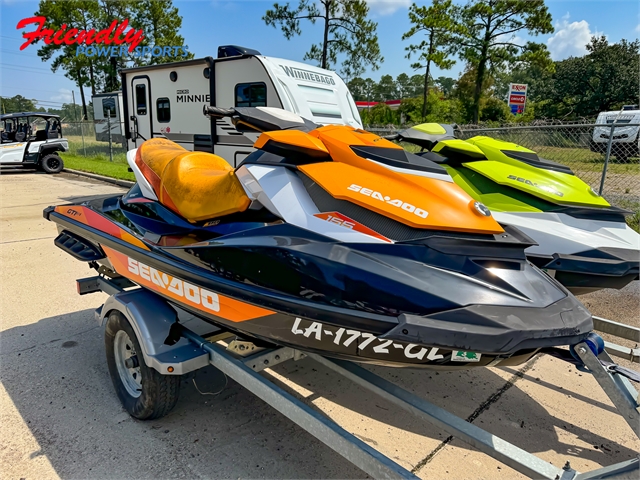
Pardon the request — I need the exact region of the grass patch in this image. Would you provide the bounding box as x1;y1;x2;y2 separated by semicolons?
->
67;137;127;162
60;152;135;181
533;146;640;175
616;198;640;232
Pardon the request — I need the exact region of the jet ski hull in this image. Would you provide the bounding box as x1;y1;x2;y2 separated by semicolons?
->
397;127;640;294
493;211;640;294
45;199;593;370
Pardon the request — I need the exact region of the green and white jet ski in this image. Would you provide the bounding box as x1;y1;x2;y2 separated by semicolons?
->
392;123;640;294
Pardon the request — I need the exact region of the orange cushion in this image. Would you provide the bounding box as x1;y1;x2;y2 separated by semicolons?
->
135;138;250;222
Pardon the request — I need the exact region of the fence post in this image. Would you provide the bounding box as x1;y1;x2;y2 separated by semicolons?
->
107;115;113;162
80;120;86;157
599;122;616;196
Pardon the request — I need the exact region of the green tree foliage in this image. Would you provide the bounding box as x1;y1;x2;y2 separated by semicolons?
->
347;77;367;101
455;0;554;123
540;37;640;118
398;90;463;125
0;95;41;114
131;0;192;66
263;0;383;78
348;73;426;102
374;74;398;101
395;73;412;98
479;96;510;122
403;0;461;120
454;65;494;122
32;0;191;118
434;76;456;97
360;102;396;125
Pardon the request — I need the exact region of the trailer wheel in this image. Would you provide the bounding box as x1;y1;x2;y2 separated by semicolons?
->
105;311;180;420
40;154;64;174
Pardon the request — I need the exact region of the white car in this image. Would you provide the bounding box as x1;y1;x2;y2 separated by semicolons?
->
591;105;640;161
1;112;68;173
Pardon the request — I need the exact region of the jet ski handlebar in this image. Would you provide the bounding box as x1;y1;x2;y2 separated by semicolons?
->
203;105;236;118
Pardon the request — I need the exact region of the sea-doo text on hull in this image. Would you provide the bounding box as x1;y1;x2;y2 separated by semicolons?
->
45;107;593;369
393;123;640;294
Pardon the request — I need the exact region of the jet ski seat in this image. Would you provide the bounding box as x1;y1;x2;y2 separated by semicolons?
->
135;138;250;222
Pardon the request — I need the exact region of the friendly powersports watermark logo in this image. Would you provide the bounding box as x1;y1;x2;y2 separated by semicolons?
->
16;16;189;58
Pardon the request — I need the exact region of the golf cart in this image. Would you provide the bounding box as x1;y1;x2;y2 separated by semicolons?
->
1;112;68;173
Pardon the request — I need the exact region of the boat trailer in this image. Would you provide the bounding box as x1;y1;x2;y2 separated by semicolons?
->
79;274;640;480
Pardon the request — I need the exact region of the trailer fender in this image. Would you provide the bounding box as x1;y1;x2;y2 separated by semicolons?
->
96;289;210;375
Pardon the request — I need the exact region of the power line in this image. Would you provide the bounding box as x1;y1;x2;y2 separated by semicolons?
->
0;62;53;72
0;36;24;42
1;85;76;95
0;49;41;57
0;66;58;76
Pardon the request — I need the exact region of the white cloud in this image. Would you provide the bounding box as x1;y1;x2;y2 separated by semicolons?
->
51;88;72;104
547;15;600;60
635;23;640;33
366;0;411;16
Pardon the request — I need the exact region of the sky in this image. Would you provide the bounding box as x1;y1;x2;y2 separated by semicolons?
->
1;0;639;110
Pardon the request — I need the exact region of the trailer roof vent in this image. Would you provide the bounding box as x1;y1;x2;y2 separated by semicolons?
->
218;45;261;58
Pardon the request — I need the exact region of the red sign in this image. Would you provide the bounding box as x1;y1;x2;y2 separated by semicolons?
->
509;94;526;105
16;16;145;52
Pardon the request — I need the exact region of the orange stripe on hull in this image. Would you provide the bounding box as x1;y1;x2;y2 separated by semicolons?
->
54;206;150;250
103;246;275;322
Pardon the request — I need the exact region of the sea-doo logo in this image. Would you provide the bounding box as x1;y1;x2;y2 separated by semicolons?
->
127;258;220;312
347;184;429;218
507;175;564;197
280;65;336;85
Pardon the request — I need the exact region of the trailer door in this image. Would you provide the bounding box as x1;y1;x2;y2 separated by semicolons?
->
131;77;152;146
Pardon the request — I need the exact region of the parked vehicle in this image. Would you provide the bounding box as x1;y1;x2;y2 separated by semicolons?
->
92;91;125;147
591;105;640;160
392;123;640;294
121;45;362;167
0;112;68;173
45;106;593;403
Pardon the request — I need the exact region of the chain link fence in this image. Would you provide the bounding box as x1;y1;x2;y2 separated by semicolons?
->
62;120;127;162
370;123;640;211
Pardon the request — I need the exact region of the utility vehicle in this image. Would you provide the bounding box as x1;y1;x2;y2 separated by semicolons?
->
0;112;68;173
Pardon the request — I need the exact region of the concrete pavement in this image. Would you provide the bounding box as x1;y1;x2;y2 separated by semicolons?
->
1;171;638;479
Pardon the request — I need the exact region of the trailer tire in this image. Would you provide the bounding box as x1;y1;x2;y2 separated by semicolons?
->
40;154;64;174
105;311;180;420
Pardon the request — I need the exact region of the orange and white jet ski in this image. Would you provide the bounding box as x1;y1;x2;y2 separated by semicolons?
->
44;106;592;369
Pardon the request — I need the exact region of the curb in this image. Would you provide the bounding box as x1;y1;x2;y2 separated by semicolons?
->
63;168;134;188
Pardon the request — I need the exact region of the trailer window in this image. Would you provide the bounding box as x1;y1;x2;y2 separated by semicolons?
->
102;97;117;118
235;82;266;107
135;84;147;115
156;98;170;123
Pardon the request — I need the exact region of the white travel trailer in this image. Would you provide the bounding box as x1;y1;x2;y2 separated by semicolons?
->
121;45;362;166
92;91;125;146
